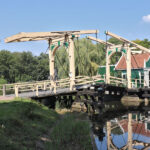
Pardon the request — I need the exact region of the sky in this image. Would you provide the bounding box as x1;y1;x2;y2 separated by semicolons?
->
0;0;150;55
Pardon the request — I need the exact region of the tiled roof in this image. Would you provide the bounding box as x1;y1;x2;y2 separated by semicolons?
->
121;120;150;137
115;53;150;70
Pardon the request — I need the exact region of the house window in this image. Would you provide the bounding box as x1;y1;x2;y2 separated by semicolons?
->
145;122;150;131
122;73;126;79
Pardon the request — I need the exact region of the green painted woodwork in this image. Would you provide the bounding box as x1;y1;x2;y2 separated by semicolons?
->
116;48;118;52
108;50;112;56
58;41;61;46
72;34;75;38
122;69;144;79
64;42;69;48
121;49;126;54
51;45;55;51
98;65;116;75
98;65;144;87
147;123;150;130
146;58;150;68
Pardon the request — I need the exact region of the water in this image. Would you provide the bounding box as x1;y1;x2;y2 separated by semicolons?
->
90;100;150;150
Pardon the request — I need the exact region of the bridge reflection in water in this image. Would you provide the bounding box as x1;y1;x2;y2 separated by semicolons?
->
90;100;150;150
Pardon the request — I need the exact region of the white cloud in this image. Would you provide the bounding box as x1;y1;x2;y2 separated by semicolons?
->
142;14;150;23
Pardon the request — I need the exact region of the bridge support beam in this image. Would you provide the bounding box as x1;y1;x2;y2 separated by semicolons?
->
49;40;56;93
107;121;111;150
128;113;133;150
69;38;75;91
127;47;131;89
106;49;110;84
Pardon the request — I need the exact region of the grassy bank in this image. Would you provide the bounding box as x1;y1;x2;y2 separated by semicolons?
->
0;98;92;150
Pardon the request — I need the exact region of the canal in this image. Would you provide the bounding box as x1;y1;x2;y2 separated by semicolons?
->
90;100;150;150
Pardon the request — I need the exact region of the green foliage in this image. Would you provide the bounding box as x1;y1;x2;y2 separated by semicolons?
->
45;112;92;150
108;37;123;45
0;38;149;82
0;77;7;84
0;99;59;150
0;99;92;150
0;50;49;83
133;39;150;49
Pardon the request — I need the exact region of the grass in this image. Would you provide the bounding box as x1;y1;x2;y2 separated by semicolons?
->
0;98;92;150
45;112;93;150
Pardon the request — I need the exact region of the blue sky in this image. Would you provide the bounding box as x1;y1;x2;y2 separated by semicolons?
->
0;0;150;55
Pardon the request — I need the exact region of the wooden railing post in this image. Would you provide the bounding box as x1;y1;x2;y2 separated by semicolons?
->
3;85;6;96
36;84;39;96
15;85;19;97
135;79;137;88
106;49;110;84
43;82;46;90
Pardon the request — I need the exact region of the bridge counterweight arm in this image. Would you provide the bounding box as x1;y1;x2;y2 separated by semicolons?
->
105;31;150;53
87;36;114;46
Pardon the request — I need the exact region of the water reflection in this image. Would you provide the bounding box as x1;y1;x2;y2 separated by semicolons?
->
90;100;150;150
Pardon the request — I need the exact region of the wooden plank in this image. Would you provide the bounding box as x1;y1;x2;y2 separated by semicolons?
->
87;36;114;46
106;31;150;53
5;30;99;43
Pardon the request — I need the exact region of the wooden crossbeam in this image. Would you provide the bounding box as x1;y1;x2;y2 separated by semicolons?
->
5;30;99;43
105;31;150;53
52;35;80;44
87;36;114;46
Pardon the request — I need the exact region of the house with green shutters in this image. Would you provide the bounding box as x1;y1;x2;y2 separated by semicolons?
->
98;53;150;87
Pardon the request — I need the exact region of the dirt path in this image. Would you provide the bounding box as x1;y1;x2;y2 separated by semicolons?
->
0;96;15;101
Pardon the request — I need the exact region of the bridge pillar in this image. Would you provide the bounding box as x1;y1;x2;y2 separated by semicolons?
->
128;113;133;150
106;121;111;150
69;38;75;91
106;49;110;84
49;40;56;93
127;47;131;88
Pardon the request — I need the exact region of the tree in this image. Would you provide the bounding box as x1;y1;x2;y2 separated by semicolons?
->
133;39;150;49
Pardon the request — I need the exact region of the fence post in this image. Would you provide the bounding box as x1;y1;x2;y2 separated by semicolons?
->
36;84;39;96
15;85;19;97
3;85;6;96
135;79;137;88
43;82;46;90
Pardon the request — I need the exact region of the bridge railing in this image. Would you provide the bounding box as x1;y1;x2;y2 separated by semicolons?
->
109;76;147;88
0;75;105;97
0;80;51;97
110;76;127;87
75;75;105;86
2;75;146;97
131;79;147;88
